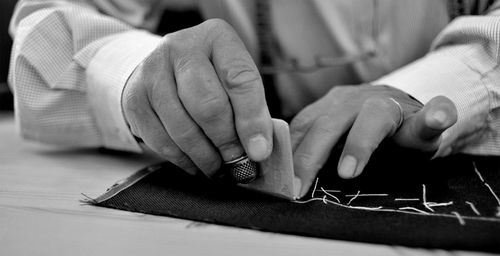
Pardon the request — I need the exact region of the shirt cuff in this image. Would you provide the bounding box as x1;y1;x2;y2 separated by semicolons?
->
372;45;491;157
86;30;161;152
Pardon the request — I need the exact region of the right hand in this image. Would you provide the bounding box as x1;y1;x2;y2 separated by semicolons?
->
122;19;273;177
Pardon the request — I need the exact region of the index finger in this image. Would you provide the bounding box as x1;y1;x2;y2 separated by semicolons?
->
203;19;273;162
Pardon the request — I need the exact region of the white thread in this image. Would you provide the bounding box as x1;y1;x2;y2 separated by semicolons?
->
465;201;481;216
473;162;485;182
318;189;341;193
473;162;500;206
293;198;323;204
484;183;500;206
422;184;435;213
292;161;500;226
312;178;319;198
320;197;383;211
451;211;466;226
426;201;454;207
347;190;361;205
345;193;388;197
349;205;383;210
321;187;341;203
399;207;431;215
292;197;500;223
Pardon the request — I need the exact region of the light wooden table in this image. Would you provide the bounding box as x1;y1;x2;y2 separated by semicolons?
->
0;113;493;256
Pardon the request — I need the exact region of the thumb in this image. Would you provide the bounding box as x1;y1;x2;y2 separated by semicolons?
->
394;95;457;151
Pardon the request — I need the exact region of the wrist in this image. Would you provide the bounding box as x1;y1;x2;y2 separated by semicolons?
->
86;30;161;152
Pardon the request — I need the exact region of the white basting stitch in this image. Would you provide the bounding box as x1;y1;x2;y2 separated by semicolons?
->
426;201;454;207
348;205;383;210
345;193;388;197
292;197;500;223
293;198;324;204
465;201;481;216
321;187;341;203
451;211;466;226
422;184;435;213
399;207;431;215
311;177;319;198
347;190;361;205
473;162;500;206
395;198;420;201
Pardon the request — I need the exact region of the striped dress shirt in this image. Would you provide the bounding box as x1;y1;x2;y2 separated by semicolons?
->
8;0;500;158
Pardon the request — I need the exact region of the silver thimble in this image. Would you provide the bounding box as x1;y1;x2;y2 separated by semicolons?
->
224;155;258;184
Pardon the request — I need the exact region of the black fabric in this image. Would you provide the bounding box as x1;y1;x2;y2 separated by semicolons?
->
155;9;203;36
94;144;500;253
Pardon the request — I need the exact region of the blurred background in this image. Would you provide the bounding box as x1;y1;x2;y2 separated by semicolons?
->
0;0;17;110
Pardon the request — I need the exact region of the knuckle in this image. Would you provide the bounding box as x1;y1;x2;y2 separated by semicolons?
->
159;144;184;160
295;152;322;171
148;87;162;107
328;86;343;95
223;64;261;91
327;86;352;98
362;97;401;130
290;114;316;136
363;96;392;111
164;30;191;49
175;124;199;146
316;124;340;135
201;18;231;34
196;19;237;48
123;88;145;117
348;138;378;155
290;115;309;132
173;53;194;75
149;85;174;113
164;31;200;61
195;94;231;122
123;91;139;114
312;116;336;134
215;137;240;153
205;158;222;174
144;132;182;160
163;33;184;54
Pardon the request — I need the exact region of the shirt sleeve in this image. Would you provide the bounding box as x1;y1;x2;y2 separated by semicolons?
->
9;0;162;152
373;5;500;157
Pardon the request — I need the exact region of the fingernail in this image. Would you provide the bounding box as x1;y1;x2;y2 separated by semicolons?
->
293;176;302;199
338;155;357;178
247;135;270;161
431;110;447;125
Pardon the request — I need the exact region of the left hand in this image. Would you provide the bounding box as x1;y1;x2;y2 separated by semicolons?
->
290;84;457;197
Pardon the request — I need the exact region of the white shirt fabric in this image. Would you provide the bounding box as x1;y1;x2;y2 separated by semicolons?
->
8;0;500;157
